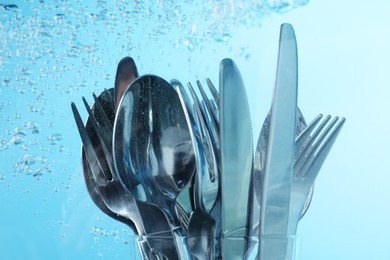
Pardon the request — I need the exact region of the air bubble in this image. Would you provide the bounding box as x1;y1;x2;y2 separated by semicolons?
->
15;154;52;178
47;133;63;145
26;121;41;134
10;133;25;145
0;139;9;150
20;154;36;165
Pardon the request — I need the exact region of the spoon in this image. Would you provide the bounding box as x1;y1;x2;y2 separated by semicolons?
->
113;75;196;233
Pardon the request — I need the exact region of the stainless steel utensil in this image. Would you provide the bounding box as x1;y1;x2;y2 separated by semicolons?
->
173;78;220;259
113;75;195;234
114;57;139;110
220;58;253;258
259;23;298;260
187;209;216;260
289;115;346;234
80;93;136;233
248;108;308;241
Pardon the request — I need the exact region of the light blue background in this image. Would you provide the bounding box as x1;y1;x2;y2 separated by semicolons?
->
1;0;389;259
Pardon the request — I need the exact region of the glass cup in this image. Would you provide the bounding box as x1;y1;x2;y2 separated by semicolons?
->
126;234;300;259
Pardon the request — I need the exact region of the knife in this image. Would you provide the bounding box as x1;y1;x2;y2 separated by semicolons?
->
259;23;298;260
220;58;253;258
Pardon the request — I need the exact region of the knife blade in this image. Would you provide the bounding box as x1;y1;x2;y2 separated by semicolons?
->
220;58;253;258
259;23;298;260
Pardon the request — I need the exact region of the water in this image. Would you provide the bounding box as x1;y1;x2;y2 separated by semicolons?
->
2;0;390;259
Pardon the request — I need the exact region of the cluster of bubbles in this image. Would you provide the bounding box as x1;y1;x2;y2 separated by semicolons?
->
0;0;308;176
0;0;309;69
15;153;52;178
4;119;64;178
89;224;138;258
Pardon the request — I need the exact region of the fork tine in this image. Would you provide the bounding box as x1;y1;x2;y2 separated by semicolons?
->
91;93;114;150
206;78;220;126
176;203;190;229
197;80;219;127
92;92;114;129
295;114;323;153
188;82;218;183
197;80;220;146
82;97;114;180
295;115;332;169
71;102;109;182
188;83;206;137
206;78;220;108
300;117;346;182
103;88;115;107
296;116;339;177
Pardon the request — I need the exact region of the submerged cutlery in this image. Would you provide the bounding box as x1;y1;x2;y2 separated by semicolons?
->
114;57;139;110
247;108;308;247
259;23;298;260
173;78;220;259
72;24;346;257
80;91;137;232
220;58;253;258
289;115;346;234
113;75;195;234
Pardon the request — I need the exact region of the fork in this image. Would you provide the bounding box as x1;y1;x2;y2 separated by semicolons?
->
173;78;221;259
79;89;137;231
289;115;346;234
172;79;220;212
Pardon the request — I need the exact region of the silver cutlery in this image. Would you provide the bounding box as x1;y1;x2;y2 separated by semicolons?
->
258;23;299;260
71;22;346;259
245;108;308;260
80;91;137;232
113;75;195;234
220;58;253;259
173;78;220;259
289;115;346;234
